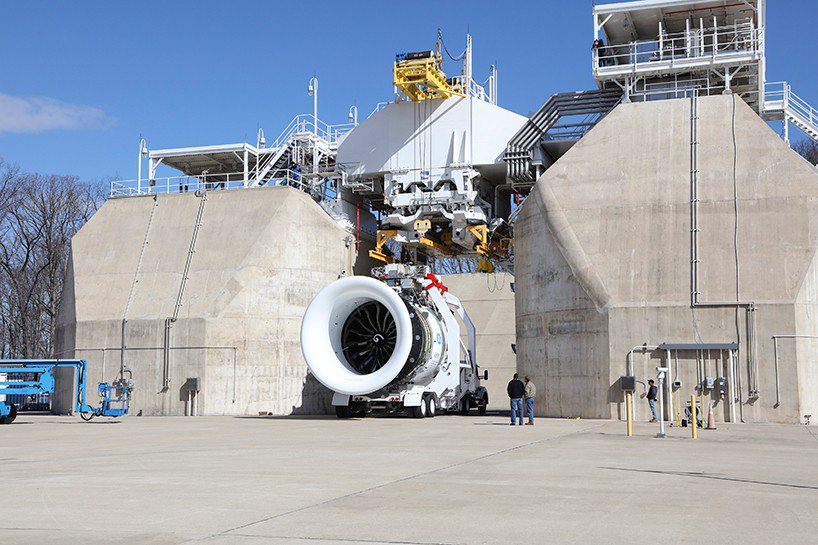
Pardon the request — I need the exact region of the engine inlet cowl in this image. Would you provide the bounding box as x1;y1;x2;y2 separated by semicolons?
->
301;276;414;395
301;275;446;396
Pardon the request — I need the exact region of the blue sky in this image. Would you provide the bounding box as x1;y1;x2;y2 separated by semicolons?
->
1;0;816;182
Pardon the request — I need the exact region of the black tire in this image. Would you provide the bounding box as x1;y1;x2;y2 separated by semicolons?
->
352;402;368;418
80;410;95;422
335;405;353;419
0;404;16;424
459;396;471;416
477;395;487;415
408;402;425;418
425;395;436;418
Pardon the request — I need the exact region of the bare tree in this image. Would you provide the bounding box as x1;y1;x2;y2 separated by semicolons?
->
0;159;101;358
794;139;818;166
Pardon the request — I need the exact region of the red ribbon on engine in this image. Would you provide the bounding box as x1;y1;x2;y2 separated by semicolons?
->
423;273;448;294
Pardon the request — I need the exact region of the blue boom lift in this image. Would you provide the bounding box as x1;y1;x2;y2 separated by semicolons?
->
0;359;133;424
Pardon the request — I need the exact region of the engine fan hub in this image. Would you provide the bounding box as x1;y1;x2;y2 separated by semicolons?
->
341;301;397;375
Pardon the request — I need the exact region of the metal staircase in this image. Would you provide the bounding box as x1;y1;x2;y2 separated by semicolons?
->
504;89;622;189
764;82;818;143
249;114;354;187
252;143;292;187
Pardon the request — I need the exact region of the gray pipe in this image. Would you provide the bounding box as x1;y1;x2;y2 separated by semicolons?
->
770;335;818;410
120;319;127;380
161;318;171;393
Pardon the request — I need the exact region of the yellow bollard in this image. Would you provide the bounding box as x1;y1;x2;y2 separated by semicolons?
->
691;395;698;439
626;391;633;437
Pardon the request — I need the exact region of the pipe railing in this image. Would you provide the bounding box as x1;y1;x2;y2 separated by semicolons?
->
764;82;818;129
110;168;321;197
593;23;760;75
271;114;354;148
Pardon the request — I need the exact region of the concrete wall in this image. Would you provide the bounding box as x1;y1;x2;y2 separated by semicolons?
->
516;95;818;424
55;186;371;416
440;273;516;410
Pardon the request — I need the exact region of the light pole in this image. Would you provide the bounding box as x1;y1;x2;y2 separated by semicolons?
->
137;138;148;193
348;105;358;126
308;76;318;135
656;367;668;438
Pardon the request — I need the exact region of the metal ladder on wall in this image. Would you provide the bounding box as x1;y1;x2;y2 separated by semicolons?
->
172;191;207;322
161;190;207;393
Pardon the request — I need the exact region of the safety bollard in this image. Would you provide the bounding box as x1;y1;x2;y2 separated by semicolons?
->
626;391;633;437
691;395;698;439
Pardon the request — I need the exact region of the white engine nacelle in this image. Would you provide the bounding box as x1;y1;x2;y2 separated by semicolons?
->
301;274;447;396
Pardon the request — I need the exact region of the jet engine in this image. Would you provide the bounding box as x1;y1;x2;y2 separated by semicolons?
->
300;264;486;418
301;273;445;396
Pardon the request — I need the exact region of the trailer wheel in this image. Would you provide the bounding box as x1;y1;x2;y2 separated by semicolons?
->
408;401;426;418
424;395;436;418
459;395;471;415
0;404;17;424
477;395;488;415
8;404;17;424
352;402;368;418
335;405;353;419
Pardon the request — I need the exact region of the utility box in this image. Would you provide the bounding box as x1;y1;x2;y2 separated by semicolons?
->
620;376;636;392
715;377;728;396
181;377;200;392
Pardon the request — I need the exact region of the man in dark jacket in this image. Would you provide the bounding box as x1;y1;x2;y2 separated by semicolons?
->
507;373;526;426
642;379;658;423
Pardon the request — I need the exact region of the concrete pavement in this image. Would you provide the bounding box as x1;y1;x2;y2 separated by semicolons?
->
1;414;816;544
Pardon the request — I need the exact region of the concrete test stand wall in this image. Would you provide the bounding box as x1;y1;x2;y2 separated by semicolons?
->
55;186;369;416
515;95;818;424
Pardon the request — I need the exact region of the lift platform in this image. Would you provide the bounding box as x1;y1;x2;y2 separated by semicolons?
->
0;359;133;424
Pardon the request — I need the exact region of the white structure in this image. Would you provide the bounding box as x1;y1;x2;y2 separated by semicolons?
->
115;114;355;196
336;97;525;254
301;264;488;418
330;34;526;263
592;0;817;143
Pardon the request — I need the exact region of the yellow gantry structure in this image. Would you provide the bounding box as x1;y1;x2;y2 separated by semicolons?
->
393;50;465;102
368;223;513;271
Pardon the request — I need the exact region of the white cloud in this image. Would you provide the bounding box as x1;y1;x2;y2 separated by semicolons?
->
0;92;113;134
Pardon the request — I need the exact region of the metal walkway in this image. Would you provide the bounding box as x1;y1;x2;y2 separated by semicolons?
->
763;82;818;144
503;89;622;190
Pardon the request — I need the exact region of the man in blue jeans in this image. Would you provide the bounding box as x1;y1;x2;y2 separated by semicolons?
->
507;373;526;425
524;376;536;425
642;379;658;423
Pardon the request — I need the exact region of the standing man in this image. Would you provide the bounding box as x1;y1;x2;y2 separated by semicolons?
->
507;373;526;426
642;379;658;423
523;376;536;426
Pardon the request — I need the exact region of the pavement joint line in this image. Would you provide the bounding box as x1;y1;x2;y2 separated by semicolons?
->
214;421;609;539
221;532;457;545
599;466;818;491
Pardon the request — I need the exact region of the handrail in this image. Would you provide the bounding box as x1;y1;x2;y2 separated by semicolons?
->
593;23;760;74
271;114;355;148
110;168;317;197
368;102;391;118
764;81;817;131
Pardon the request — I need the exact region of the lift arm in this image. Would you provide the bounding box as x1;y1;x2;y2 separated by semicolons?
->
0;359;133;424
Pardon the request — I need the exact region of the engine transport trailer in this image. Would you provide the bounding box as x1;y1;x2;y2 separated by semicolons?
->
0;359;133;424
301;264;489;419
